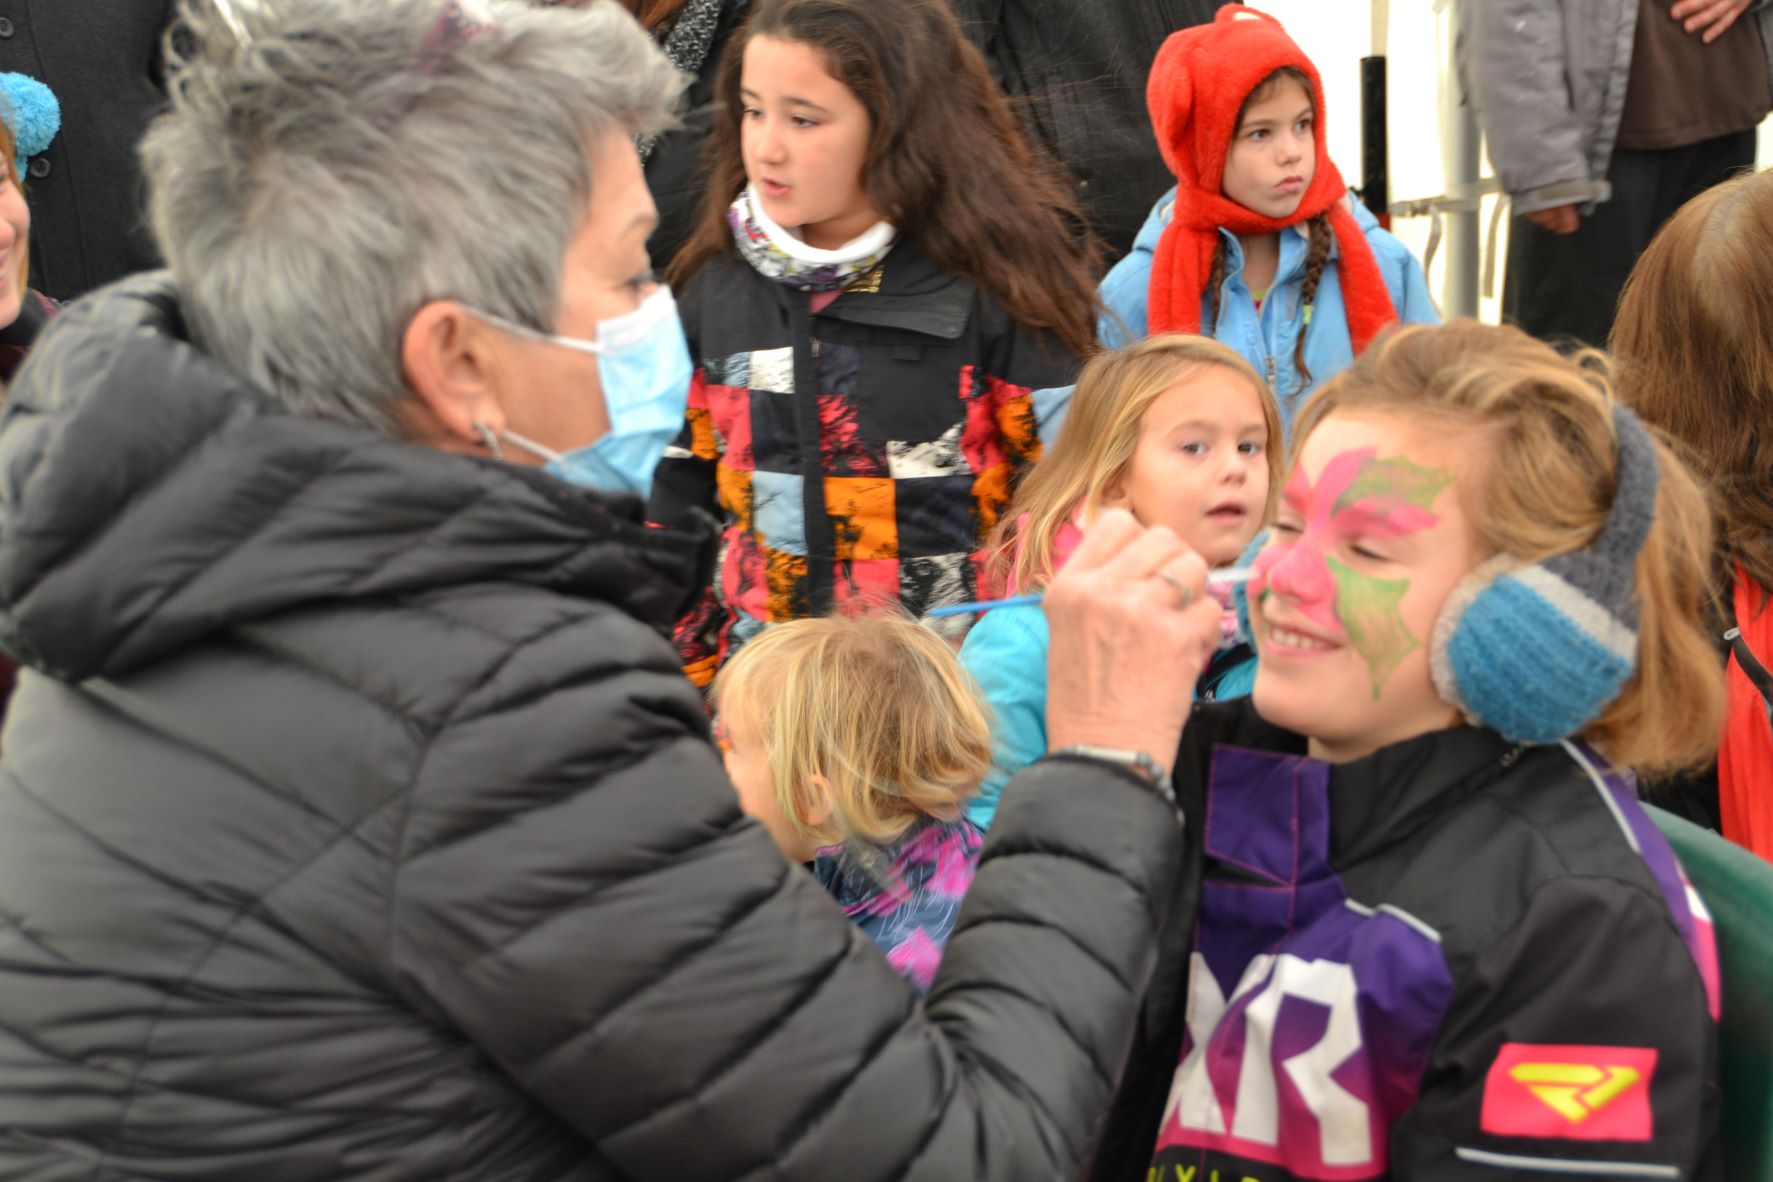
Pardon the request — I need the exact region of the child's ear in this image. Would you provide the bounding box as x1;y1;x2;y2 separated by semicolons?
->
799;777;835;834
1100;479;1132;512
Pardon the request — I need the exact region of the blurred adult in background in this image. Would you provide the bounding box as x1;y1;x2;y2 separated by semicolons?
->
952;0;1221;258
0;0;173;301
1459;0;1772;349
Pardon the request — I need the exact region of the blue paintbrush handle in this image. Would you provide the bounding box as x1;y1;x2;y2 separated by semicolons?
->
926;568;1251;619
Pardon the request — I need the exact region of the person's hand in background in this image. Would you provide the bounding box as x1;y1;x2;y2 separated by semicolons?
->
1671;0;1755;44
1525;203;1581;234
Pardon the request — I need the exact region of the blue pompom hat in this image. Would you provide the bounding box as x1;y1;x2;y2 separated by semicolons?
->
0;72;60;181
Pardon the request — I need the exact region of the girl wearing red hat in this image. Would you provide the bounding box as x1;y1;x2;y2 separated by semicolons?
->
1100;6;1436;433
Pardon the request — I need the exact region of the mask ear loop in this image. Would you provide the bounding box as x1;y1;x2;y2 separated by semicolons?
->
470;421;571;468
499;429;567;466
470;308;605;358
473;423;502;461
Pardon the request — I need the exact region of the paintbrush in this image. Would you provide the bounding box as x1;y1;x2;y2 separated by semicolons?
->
926;568;1253;619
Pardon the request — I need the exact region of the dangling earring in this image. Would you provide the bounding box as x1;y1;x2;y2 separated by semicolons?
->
474;422;502;461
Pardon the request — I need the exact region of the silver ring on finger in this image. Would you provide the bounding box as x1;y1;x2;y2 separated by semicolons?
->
1158;569;1194;610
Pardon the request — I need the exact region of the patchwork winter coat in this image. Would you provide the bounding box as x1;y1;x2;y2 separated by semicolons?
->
650;245;1080;685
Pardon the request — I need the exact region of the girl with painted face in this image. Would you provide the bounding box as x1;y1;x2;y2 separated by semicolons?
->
958;334;1282;830
1100;6;1437;433
649;0;1099;687
1088;321;1726;1182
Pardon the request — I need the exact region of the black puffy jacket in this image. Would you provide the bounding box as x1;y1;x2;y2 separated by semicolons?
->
0;275;1184;1180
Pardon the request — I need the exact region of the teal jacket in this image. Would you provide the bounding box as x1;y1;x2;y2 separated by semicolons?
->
959;602;1257;830
1098;187;1438;433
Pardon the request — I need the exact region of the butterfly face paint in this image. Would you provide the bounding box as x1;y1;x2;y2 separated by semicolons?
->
1251;448;1451;698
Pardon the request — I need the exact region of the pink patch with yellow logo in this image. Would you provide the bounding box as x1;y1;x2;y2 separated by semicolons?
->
1479;1043;1657;1141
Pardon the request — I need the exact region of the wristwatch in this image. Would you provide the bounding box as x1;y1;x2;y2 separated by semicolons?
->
1050;744;1177;807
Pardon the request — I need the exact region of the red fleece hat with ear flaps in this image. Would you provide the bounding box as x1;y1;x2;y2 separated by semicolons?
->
1146;5;1397;351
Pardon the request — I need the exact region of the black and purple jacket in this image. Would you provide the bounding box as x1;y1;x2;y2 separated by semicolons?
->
1090;699;1722;1182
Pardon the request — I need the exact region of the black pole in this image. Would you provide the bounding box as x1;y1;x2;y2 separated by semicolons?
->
1359;54;1389;227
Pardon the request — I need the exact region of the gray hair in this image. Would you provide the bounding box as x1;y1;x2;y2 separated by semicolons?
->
143;0;685;432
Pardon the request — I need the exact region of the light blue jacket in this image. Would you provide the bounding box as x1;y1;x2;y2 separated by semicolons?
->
958;602;1257;830
1098;187;1439;431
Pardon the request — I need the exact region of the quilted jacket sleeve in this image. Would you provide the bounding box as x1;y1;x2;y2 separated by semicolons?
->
388;604;1186;1180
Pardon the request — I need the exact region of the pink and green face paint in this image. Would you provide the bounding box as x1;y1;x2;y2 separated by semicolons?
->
1251;448;1451;698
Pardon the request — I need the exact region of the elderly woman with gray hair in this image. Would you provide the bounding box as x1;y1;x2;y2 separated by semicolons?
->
0;1;1226;1178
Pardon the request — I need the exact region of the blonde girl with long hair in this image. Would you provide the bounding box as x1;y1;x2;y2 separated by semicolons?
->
712;612;992;992
1090;320;1725;1182
958;334;1281;829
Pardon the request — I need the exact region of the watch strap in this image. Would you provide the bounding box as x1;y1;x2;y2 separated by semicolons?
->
1049;743;1177;807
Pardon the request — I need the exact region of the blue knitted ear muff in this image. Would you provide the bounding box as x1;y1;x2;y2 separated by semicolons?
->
1428;406;1660;743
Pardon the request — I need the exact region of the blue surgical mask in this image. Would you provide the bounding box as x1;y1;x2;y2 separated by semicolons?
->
474;286;691;498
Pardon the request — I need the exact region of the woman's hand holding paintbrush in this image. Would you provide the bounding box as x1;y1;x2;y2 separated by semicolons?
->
1039;510;1226;782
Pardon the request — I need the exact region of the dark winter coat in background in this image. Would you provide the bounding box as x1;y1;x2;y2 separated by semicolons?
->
0;273;1185;1180
643;0;749;274
952;0;1222;258
0;0;173;302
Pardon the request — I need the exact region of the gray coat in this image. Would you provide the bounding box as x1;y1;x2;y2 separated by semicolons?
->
1456;0;1773;214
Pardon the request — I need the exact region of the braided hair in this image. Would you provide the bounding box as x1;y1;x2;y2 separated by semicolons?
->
1205;210;1333;394
1205;237;1231;330
1292;212;1333;387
